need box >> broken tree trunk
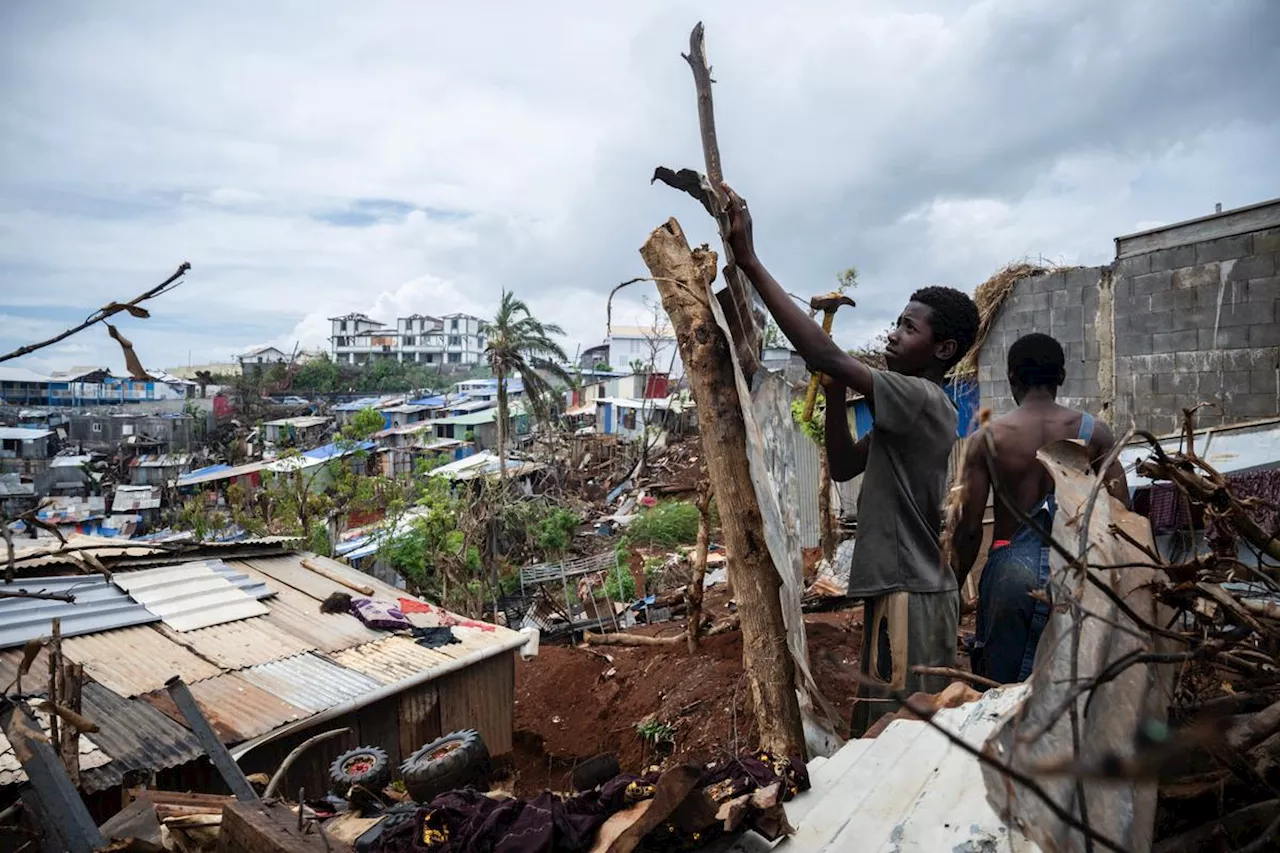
[58,662,84,787]
[686,483,713,653]
[640,217,804,757]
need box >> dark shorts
[971,497,1054,684]
[850,589,959,737]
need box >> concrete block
[1221,279,1250,306]
[1218,371,1251,395]
[1130,310,1171,335]
[1116,255,1151,278]
[1236,393,1279,418]
[1083,377,1102,397]
[1116,334,1154,357]
[1061,378,1086,399]
[1150,352,1176,373]
[1172,305,1216,333]
[1085,340,1101,361]
[1153,330,1200,352]
[1029,274,1060,295]
[1065,340,1086,362]
[1213,301,1256,328]
[1175,350,1218,373]
[1032,309,1051,330]
[1027,291,1052,312]
[1196,234,1252,264]
[1250,323,1280,347]
[1172,263,1220,291]
[1201,326,1250,349]
[1225,254,1276,281]
[1247,276,1280,304]
[1082,285,1100,313]
[1221,349,1268,371]
[1132,270,1173,296]
[1171,288,1205,313]
[1148,244,1198,273]
[1115,293,1151,318]
[1249,369,1278,394]
[1254,228,1280,255]
[1129,373,1155,396]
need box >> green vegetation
[636,718,675,744]
[627,501,701,548]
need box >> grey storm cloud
[0,0,1276,371]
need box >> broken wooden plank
[981,440,1176,853]
[218,801,349,853]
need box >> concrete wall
[68,414,201,454]
[976,202,1280,436]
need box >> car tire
[400,730,489,804]
[571,754,620,792]
[329,746,392,797]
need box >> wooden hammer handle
[801,311,838,421]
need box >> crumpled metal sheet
[981,440,1175,853]
[706,284,843,758]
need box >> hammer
[801,292,857,422]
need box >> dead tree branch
[0,262,191,364]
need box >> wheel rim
[429,741,464,761]
[342,754,378,776]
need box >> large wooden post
[640,218,805,757]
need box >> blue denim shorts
[971,496,1054,684]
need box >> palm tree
[482,291,573,480]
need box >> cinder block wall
[976,206,1279,436]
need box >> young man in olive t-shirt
[723,184,980,734]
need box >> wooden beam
[218,801,350,853]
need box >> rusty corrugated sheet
[238,653,382,713]
[226,562,383,652]
[141,672,310,744]
[792,428,822,549]
[437,651,514,756]
[397,682,441,759]
[157,616,314,670]
[329,636,455,684]
[78,681,205,794]
[62,624,222,698]
[236,553,408,603]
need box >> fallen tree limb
[640,217,803,756]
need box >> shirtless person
[953,333,1130,684]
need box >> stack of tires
[328,730,490,808]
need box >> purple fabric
[352,598,413,631]
[1207,469,1280,555]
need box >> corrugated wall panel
[792,428,822,549]
[398,682,442,760]
[437,652,514,756]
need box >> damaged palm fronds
[952,261,1053,379]
[968,407,1280,853]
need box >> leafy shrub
[628,501,700,548]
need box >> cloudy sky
[1,1,1277,374]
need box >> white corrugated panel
[721,685,1040,853]
[239,653,383,713]
[792,428,822,549]
[113,562,268,631]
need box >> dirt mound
[509,606,864,797]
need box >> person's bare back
[984,401,1120,541]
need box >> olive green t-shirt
[847,369,958,597]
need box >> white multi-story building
[604,325,683,378]
[328,312,486,366]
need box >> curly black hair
[910,286,980,368]
[1007,332,1065,390]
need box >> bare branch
[0,262,191,364]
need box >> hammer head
[810,292,857,313]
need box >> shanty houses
[0,537,525,822]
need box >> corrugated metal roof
[77,681,205,794]
[0,574,159,651]
[236,553,410,603]
[62,624,223,697]
[111,485,162,511]
[113,562,269,631]
[141,672,310,743]
[157,616,314,670]
[238,653,383,713]
[0,708,112,787]
[226,563,383,652]
[0,427,53,440]
[330,636,457,684]
[1122,416,1280,488]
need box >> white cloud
[0,0,1276,372]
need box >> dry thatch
[953,261,1053,378]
